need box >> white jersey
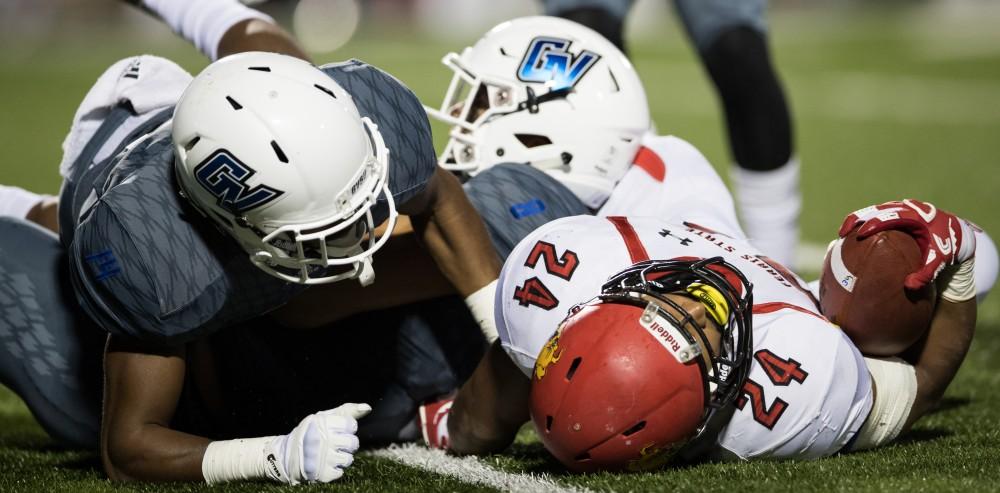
[496,139,874,460]
[599,134,745,241]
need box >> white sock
[0,185,43,220]
[731,158,801,268]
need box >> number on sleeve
[513,277,559,310]
[524,241,580,280]
[736,380,788,430]
[754,349,809,386]
[736,350,809,429]
[513,241,580,310]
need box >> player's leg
[674,0,800,267]
[0,217,104,448]
[541,0,635,53]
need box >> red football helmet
[530,257,753,472]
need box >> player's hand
[419,395,454,450]
[264,403,371,485]
[838,199,976,291]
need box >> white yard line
[368,443,595,493]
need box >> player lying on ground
[0,0,505,485]
[417,15,999,465]
[420,196,996,468]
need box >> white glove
[264,403,372,485]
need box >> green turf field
[1,4,999,492]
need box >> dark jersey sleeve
[68,129,302,344]
[463,164,590,260]
[320,60,437,224]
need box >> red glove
[418,396,454,450]
[839,199,976,291]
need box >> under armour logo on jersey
[517,37,601,90]
[194,149,284,213]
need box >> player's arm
[102,336,369,484]
[842,200,979,450]
[422,341,531,454]
[101,337,207,481]
[902,297,976,428]
[124,0,310,62]
[402,166,504,340]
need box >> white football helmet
[426,16,651,209]
[172,52,395,285]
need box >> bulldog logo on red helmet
[627,442,680,472]
[534,332,563,380]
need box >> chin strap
[356,258,375,286]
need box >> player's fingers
[904,270,934,291]
[855,216,920,239]
[318,464,346,483]
[855,219,889,238]
[328,433,360,453]
[326,450,354,468]
[317,413,358,434]
[837,215,861,237]
[328,402,373,420]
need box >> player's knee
[557,7,626,52]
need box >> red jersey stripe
[607,216,650,263]
[633,146,666,182]
[753,302,828,321]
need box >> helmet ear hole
[545,415,554,432]
[183,136,201,151]
[574,452,592,462]
[514,133,552,148]
[565,356,582,381]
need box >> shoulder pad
[464,163,590,259]
[320,60,436,216]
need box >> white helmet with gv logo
[172,52,396,285]
[426,16,650,209]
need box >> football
[819,228,936,356]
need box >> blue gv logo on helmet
[517,37,601,91]
[194,149,284,213]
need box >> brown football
[819,228,936,356]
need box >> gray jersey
[64,59,437,344]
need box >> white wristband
[465,279,499,342]
[0,185,44,220]
[201,436,278,485]
[939,257,976,303]
[852,356,917,451]
[139,0,275,60]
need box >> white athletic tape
[368,444,593,493]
